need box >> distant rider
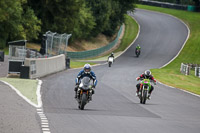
[108,52,115,61]
[136,70,156,99]
[135,44,141,54]
[74,63,97,98]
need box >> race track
[41,9,200,133]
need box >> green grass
[137,4,200,95]
[70,61,96,68]
[83,14,139,61]
[114,14,139,52]
[0,78,38,105]
[72,14,139,62]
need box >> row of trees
[0,0,137,49]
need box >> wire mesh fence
[45,31,72,56]
[67,25,123,59]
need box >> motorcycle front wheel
[80,93,87,110]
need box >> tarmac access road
[41,9,200,133]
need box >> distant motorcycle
[76,77,93,110]
[135,49,140,57]
[137,79,154,104]
[108,57,114,67]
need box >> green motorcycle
[138,79,151,104]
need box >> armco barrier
[140,0,187,10]
[180,63,190,75]
[67,25,123,59]
[24,54,65,79]
[195,67,200,78]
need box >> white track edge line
[136,8,190,69]
[115,14,141,59]
[68,13,140,71]
[158,81,200,97]
[36,79,43,108]
[0,80,38,107]
[137,9,200,98]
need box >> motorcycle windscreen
[82,77,91,89]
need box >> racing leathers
[136,73,156,96]
[74,70,97,98]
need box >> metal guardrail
[180,63,190,75]
[195,67,200,78]
[140,0,188,10]
[180,63,200,77]
[66,25,123,59]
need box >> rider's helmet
[144,70,151,77]
[84,64,91,74]
[137,44,140,47]
[111,52,114,56]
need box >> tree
[73,2,96,39]
[28,0,95,41]
[86,0,136,37]
[193,0,200,6]
[0,0,41,49]
[86,0,112,37]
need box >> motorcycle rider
[135,44,141,55]
[108,52,115,61]
[74,63,97,99]
[136,70,156,99]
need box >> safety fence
[45,32,72,56]
[195,67,200,78]
[140,0,197,11]
[180,63,200,77]
[66,25,123,59]
[180,63,190,75]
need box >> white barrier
[180,63,190,75]
[24,54,65,79]
[195,67,200,78]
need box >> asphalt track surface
[41,9,200,133]
[0,81,41,133]
[0,58,41,132]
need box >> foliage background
[0,0,137,49]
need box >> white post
[186,65,188,75]
[195,67,197,76]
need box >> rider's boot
[135,86,140,97]
[135,91,139,97]
[147,93,151,100]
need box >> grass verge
[70,61,96,68]
[81,14,139,61]
[137,4,200,95]
[0,78,38,105]
[114,14,139,52]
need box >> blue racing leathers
[75,70,97,87]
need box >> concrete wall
[24,54,65,79]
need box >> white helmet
[84,64,91,74]
[144,70,151,76]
